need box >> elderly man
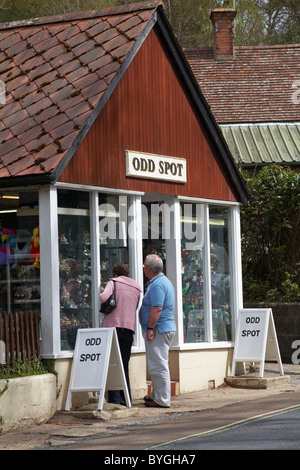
[139,254,176,408]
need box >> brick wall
[210,9,236,60]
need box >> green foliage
[0,357,49,379]
[241,165,300,302]
[0,0,299,47]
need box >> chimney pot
[210,9,236,61]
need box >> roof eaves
[0,173,54,188]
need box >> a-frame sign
[65,327,130,411]
[232,308,284,377]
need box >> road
[51,390,300,452]
[150,403,300,450]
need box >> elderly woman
[100,263,142,405]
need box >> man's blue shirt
[139,273,176,333]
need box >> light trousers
[143,330,175,407]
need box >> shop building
[0,2,251,408]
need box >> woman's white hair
[145,254,163,273]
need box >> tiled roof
[185,45,300,124]
[0,1,160,181]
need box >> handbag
[100,280,117,314]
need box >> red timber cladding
[59,27,239,202]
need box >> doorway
[141,194,172,276]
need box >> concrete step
[225,374,291,389]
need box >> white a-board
[65,328,131,411]
[232,308,283,377]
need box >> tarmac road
[150,400,300,450]
[47,390,300,451]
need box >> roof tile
[34,105,60,125]
[8,154,36,176]
[39,152,65,173]
[49,121,76,140]
[43,112,69,133]
[10,117,36,136]
[0,137,21,157]
[86,19,111,37]
[0,166,11,178]
[26,97,52,117]
[0,145,27,166]
[3,108,29,127]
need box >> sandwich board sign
[232,308,283,377]
[65,328,130,411]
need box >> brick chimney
[210,9,236,61]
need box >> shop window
[99,194,129,288]
[0,191,40,316]
[142,199,166,276]
[58,190,92,350]
[181,202,206,343]
[209,206,232,341]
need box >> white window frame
[176,196,243,350]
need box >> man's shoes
[143,395,153,402]
[144,400,169,408]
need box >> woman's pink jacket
[100,276,142,333]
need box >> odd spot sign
[80,336,102,362]
[126,150,187,183]
[242,316,261,337]
[234,310,270,362]
[232,308,283,377]
[69,329,111,392]
[66,328,130,411]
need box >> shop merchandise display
[0,226,40,315]
[182,249,231,342]
[59,230,92,350]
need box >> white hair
[145,254,163,273]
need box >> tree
[0,0,299,46]
[241,165,300,302]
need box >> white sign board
[65,328,130,411]
[232,308,283,377]
[126,150,187,183]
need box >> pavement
[0,362,299,450]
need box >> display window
[181,202,206,343]
[180,202,233,344]
[98,194,129,287]
[209,206,232,341]
[0,190,40,315]
[58,190,92,350]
